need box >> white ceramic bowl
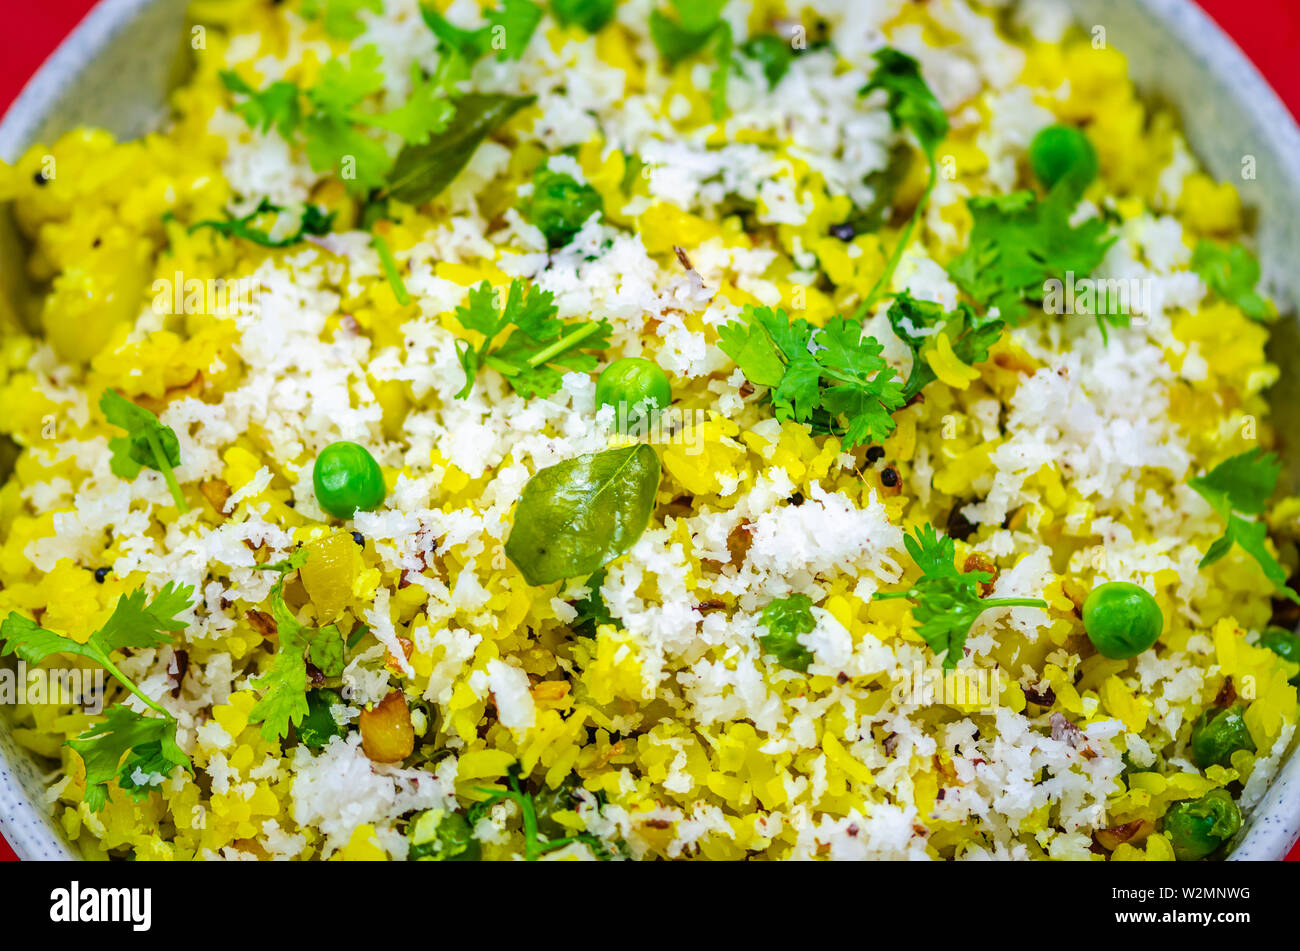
[2,0,1300,860]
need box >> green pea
[408,810,481,862]
[1189,705,1254,769]
[1082,581,1163,659]
[522,167,604,249]
[313,441,386,520]
[1258,626,1300,685]
[595,357,672,424]
[1161,789,1241,861]
[1029,124,1099,192]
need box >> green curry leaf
[505,445,661,585]
[385,93,535,204]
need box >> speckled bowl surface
[2,0,1300,860]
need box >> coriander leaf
[358,63,456,146]
[452,279,610,400]
[521,165,604,248]
[886,292,1004,401]
[1,583,193,690]
[649,0,726,63]
[813,314,906,448]
[861,47,948,155]
[490,0,544,60]
[946,186,1115,328]
[302,0,383,40]
[717,318,785,388]
[299,688,346,749]
[420,0,543,63]
[108,437,143,480]
[902,522,958,578]
[717,305,903,450]
[115,737,191,798]
[1189,447,1280,519]
[1,586,196,811]
[385,93,535,205]
[310,44,386,114]
[302,111,394,191]
[296,46,397,191]
[741,307,822,422]
[307,625,346,678]
[0,613,77,666]
[219,71,301,136]
[190,198,334,248]
[571,569,620,637]
[68,705,191,812]
[858,48,949,309]
[101,389,188,512]
[93,583,193,655]
[740,34,798,88]
[248,561,313,742]
[758,594,815,671]
[421,4,494,61]
[1191,240,1274,322]
[551,0,617,33]
[648,0,732,116]
[254,548,310,575]
[877,523,1046,669]
[1227,517,1295,595]
[223,44,459,196]
[505,444,661,586]
[1189,449,1298,602]
[455,281,513,338]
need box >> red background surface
[0,0,1298,863]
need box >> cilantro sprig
[221,45,455,195]
[1191,241,1275,323]
[190,198,334,248]
[1189,448,1298,602]
[101,389,188,512]
[946,181,1115,329]
[469,767,612,860]
[718,305,904,449]
[0,583,196,810]
[247,551,348,742]
[452,280,611,401]
[858,48,949,308]
[886,292,1005,402]
[220,72,300,136]
[877,524,1046,670]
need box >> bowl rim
[2,0,1300,861]
[0,0,166,163]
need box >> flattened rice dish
[2,0,1299,861]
